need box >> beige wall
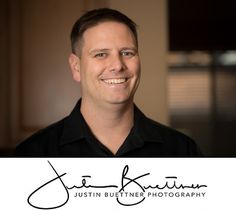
[21,0,84,127]
[0,0,168,149]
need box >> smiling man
[15,8,202,156]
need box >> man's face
[71,21,141,107]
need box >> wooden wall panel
[8,0,109,145]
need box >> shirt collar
[60,99,92,145]
[132,104,163,143]
[60,99,163,146]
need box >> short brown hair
[70,8,138,54]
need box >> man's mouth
[102,78,128,84]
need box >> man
[15,8,202,156]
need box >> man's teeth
[103,78,127,84]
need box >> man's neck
[80,98,134,154]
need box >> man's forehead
[77,21,138,55]
[82,22,136,43]
[84,21,132,34]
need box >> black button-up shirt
[15,100,202,157]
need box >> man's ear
[69,53,81,82]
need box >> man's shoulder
[135,105,191,143]
[28,117,66,141]
[144,116,191,141]
[15,118,66,156]
[140,115,202,156]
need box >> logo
[27,161,207,209]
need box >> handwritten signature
[27,161,207,209]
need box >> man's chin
[105,97,133,106]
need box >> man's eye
[95,53,107,58]
[121,51,135,57]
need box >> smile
[102,78,127,84]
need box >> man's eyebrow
[120,47,137,52]
[89,47,138,55]
[89,48,110,54]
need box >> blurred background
[1,0,236,156]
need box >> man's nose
[109,54,125,72]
